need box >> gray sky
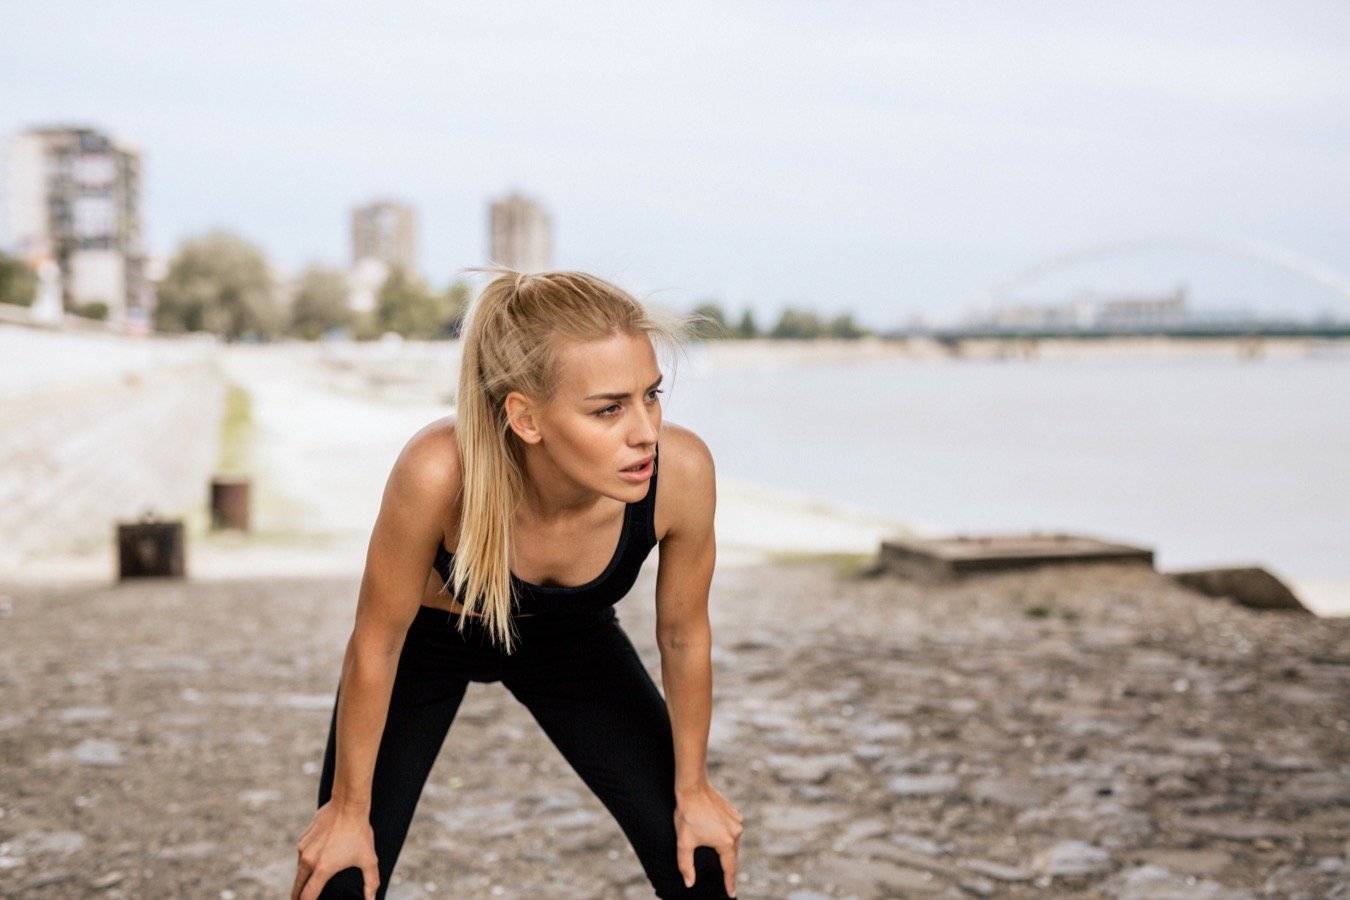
[3,0,1348,327]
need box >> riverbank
[4,333,1345,616]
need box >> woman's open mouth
[619,457,655,480]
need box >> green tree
[770,307,822,340]
[826,312,867,339]
[288,265,354,340]
[373,266,451,339]
[0,252,37,307]
[735,308,759,339]
[689,300,729,340]
[155,232,280,340]
[73,301,110,321]
[443,279,472,337]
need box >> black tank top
[432,446,660,616]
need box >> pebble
[1033,840,1115,877]
[71,739,125,767]
[5,830,88,856]
[1101,863,1256,899]
[887,773,960,798]
[764,753,856,784]
[962,858,1032,882]
[968,776,1052,808]
[56,706,114,723]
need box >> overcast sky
[3,1,1348,327]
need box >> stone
[760,835,809,858]
[1132,847,1233,877]
[811,857,948,895]
[960,858,1033,882]
[1169,816,1298,841]
[239,788,281,809]
[1033,840,1114,878]
[1169,567,1310,613]
[969,776,1052,808]
[56,706,113,723]
[853,839,963,879]
[156,841,219,860]
[764,753,857,784]
[1101,863,1257,899]
[758,803,851,833]
[5,831,87,856]
[887,774,959,798]
[88,870,126,888]
[830,818,889,850]
[71,739,124,767]
[1281,771,1350,808]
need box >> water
[663,348,1350,582]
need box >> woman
[291,270,742,899]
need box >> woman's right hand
[292,800,381,900]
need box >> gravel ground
[1,559,1348,899]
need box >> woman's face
[527,330,663,503]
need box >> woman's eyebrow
[585,374,663,401]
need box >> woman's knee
[314,866,374,899]
[650,846,731,899]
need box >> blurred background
[1,0,1347,611]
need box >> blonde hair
[448,268,686,652]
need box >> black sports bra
[432,446,660,616]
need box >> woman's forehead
[554,332,660,390]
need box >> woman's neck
[518,446,606,524]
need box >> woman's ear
[504,390,544,445]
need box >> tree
[288,265,354,340]
[689,300,729,340]
[0,252,37,307]
[373,266,451,339]
[443,279,472,337]
[73,301,110,321]
[826,312,867,339]
[155,232,280,340]
[735,309,759,339]
[770,307,822,340]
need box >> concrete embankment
[0,326,225,577]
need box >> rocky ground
[1,559,1347,899]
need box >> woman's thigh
[503,619,730,899]
[314,610,480,899]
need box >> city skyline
[1,1,1348,327]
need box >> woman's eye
[596,404,621,417]
[646,389,664,402]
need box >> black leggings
[315,604,731,899]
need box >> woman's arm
[653,426,742,897]
[293,423,459,900]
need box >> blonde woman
[292,270,742,899]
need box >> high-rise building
[3,126,145,319]
[489,192,552,273]
[351,200,417,273]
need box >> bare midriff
[421,569,538,618]
[421,566,471,615]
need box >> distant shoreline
[690,334,1350,367]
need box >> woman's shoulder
[654,421,715,541]
[657,421,714,483]
[386,415,463,509]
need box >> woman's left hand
[674,782,743,897]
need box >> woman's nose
[631,404,660,445]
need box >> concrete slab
[880,532,1154,581]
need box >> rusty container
[210,476,251,531]
[117,511,186,579]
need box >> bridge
[904,236,1350,340]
